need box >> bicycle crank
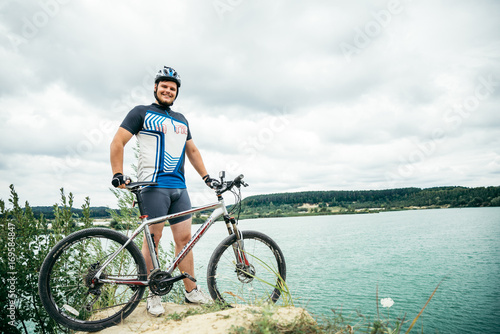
[149,270,197,296]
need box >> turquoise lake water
[160,207,500,333]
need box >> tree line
[25,186,500,220]
[240,186,500,217]
[27,206,115,220]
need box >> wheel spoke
[207,231,286,306]
[39,228,147,332]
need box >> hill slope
[27,186,500,220]
[240,186,500,218]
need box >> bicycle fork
[225,216,251,270]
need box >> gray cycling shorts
[141,188,192,225]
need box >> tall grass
[242,249,292,307]
[311,278,445,334]
[226,275,445,333]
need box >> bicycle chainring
[149,270,173,296]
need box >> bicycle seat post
[133,189,146,216]
[125,182,158,216]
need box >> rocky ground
[77,302,314,334]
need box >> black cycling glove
[111,173,130,187]
[202,174,218,189]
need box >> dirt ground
[77,302,313,334]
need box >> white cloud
[1,0,499,208]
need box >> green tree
[0,186,92,333]
[468,197,484,207]
[107,187,140,230]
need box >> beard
[154,89,174,107]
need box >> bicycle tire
[207,230,286,306]
[38,228,147,332]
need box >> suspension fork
[224,215,250,267]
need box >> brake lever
[211,180,222,189]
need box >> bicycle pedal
[182,271,197,283]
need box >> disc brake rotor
[236,263,256,283]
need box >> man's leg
[142,221,166,316]
[142,221,166,275]
[170,218,197,292]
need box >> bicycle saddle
[126,182,158,192]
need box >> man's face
[155,81,178,106]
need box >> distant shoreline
[235,204,475,221]
[19,185,500,223]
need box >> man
[110,66,215,316]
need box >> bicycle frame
[94,197,233,286]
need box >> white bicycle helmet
[155,66,181,87]
[154,66,181,104]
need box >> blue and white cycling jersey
[120,103,192,188]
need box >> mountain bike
[38,172,286,332]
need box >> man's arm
[185,139,209,179]
[110,127,134,188]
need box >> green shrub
[0,185,92,334]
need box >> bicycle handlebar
[233,174,247,187]
[125,172,247,195]
[214,173,248,195]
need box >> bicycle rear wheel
[207,230,286,306]
[38,228,147,332]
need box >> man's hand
[202,174,218,189]
[112,173,131,188]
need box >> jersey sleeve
[186,120,192,141]
[120,106,145,135]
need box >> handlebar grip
[233,174,248,188]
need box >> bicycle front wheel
[207,230,286,306]
[38,228,147,332]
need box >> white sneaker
[184,286,212,304]
[147,295,165,316]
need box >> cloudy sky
[1,0,499,208]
